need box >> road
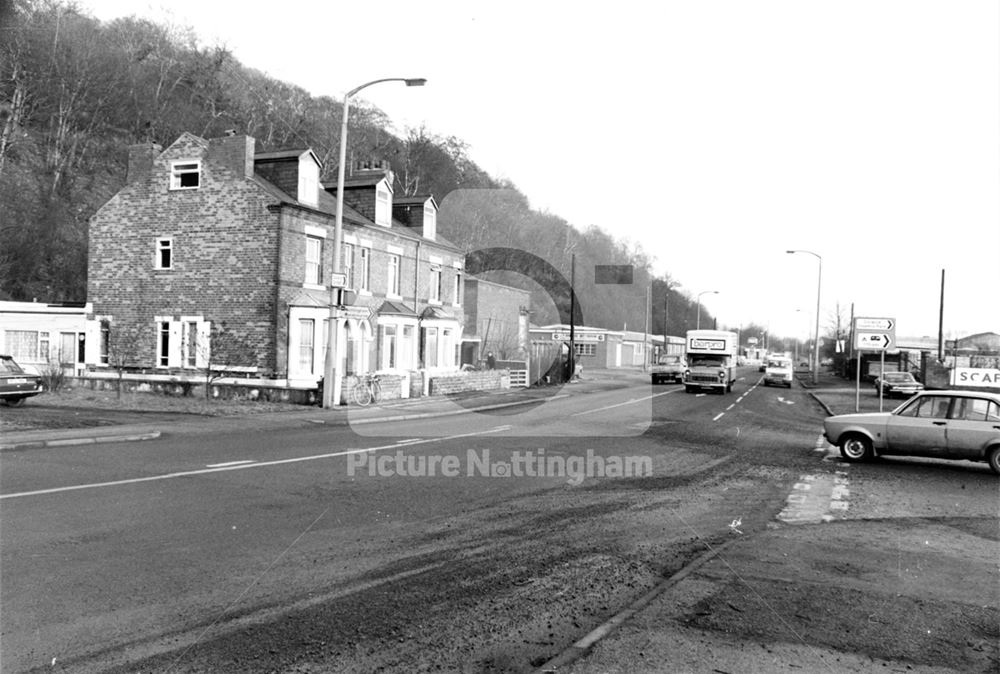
[1,368,996,673]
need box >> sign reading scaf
[952,368,1000,387]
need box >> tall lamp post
[323,77,426,408]
[787,249,822,386]
[695,290,719,330]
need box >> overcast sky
[81,0,999,342]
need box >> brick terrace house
[86,131,465,401]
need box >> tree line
[1,0,718,338]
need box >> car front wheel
[840,434,873,462]
[987,446,1000,476]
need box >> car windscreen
[0,358,25,375]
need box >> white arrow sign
[856,317,894,331]
[857,332,892,350]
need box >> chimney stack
[126,143,162,185]
[208,133,255,179]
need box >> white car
[762,357,793,388]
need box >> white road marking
[712,412,725,421]
[570,390,677,416]
[1,426,513,500]
[726,404,735,410]
[777,471,851,524]
[205,460,256,468]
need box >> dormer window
[297,155,319,207]
[170,161,201,190]
[423,203,437,240]
[375,183,391,226]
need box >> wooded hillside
[0,0,727,336]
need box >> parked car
[651,354,686,385]
[762,356,793,388]
[873,371,924,398]
[0,355,44,406]
[823,390,1000,474]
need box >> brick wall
[88,133,280,373]
[428,369,509,395]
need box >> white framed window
[400,325,415,370]
[381,324,397,369]
[453,272,462,305]
[429,267,442,303]
[155,317,209,369]
[158,321,171,367]
[169,161,201,190]
[575,343,596,357]
[39,331,50,362]
[443,328,454,367]
[299,319,315,373]
[359,247,371,291]
[99,321,110,365]
[375,184,391,226]
[342,243,354,289]
[387,254,400,297]
[423,327,438,367]
[297,157,319,207]
[4,330,38,361]
[182,320,199,368]
[305,236,322,285]
[423,203,437,239]
[155,237,173,269]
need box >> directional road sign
[854,316,896,351]
[856,332,892,351]
[856,318,894,331]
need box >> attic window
[170,161,201,190]
[375,184,391,226]
[423,203,437,240]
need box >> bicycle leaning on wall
[350,373,383,406]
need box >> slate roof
[378,300,419,317]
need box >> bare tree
[104,320,150,399]
[196,324,257,400]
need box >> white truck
[683,329,738,393]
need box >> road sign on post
[854,316,897,413]
[854,316,896,351]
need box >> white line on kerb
[205,460,256,468]
[1,426,511,500]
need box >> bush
[41,361,68,392]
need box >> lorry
[683,329,738,393]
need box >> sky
[81,0,1000,342]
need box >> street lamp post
[695,290,719,330]
[323,77,426,408]
[787,250,822,386]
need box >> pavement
[3,369,997,673]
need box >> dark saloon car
[823,390,1000,474]
[873,371,924,398]
[0,355,44,406]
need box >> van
[763,356,793,388]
